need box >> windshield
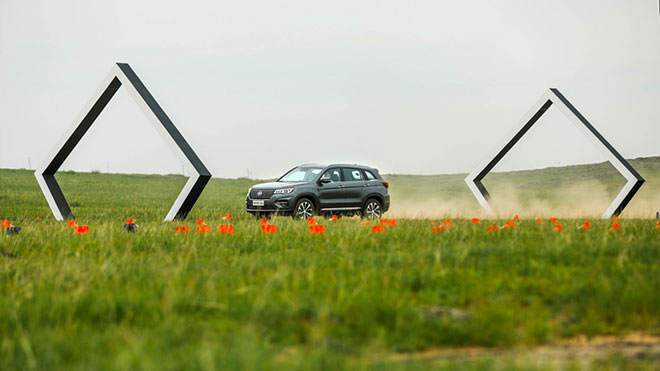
[278,167,323,182]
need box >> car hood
[251,181,307,189]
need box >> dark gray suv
[246,164,390,219]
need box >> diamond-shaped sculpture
[465,88,644,218]
[35,63,211,221]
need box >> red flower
[175,226,190,234]
[223,214,231,221]
[219,225,234,235]
[372,225,386,234]
[67,220,76,227]
[1,220,11,228]
[309,225,325,235]
[126,219,134,224]
[307,217,316,225]
[579,221,591,229]
[74,225,89,234]
[197,225,211,234]
[552,223,562,232]
[196,218,204,225]
[432,226,445,233]
[261,224,277,234]
[487,226,499,232]
[609,223,620,232]
[471,218,480,224]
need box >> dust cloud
[386,180,660,219]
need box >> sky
[1,0,659,179]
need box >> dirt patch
[385,332,660,367]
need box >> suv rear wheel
[293,198,315,220]
[362,199,382,219]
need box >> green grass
[1,160,660,370]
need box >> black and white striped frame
[465,88,644,218]
[34,63,211,221]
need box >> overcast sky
[1,0,659,179]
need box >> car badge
[257,191,263,197]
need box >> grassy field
[1,160,660,370]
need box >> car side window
[321,168,342,182]
[364,170,376,180]
[342,168,364,181]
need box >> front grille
[250,189,274,199]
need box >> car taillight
[382,181,389,188]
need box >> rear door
[341,168,369,208]
[317,168,345,210]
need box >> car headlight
[273,188,294,194]
[246,188,252,197]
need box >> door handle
[338,185,344,188]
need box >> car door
[341,168,369,208]
[317,168,345,211]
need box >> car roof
[297,163,377,171]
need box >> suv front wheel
[293,198,315,220]
[362,199,382,219]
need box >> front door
[317,168,345,211]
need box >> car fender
[364,193,385,206]
[294,192,320,209]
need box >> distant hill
[1,157,659,221]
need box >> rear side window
[364,170,376,180]
[342,168,364,181]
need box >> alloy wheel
[296,200,314,220]
[365,201,381,219]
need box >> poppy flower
[261,224,277,234]
[432,226,445,233]
[612,217,621,223]
[549,217,558,224]
[380,219,397,226]
[223,214,231,221]
[442,219,451,226]
[501,220,515,229]
[536,219,544,224]
[197,225,211,234]
[260,218,268,225]
[579,221,591,229]
[307,218,316,225]
[609,223,620,232]
[331,215,338,221]
[471,218,480,224]
[196,219,204,225]
[360,221,371,226]
[309,225,325,235]
[487,226,499,232]
[74,225,89,234]
[552,223,562,232]
[512,214,519,220]
[1,220,11,228]
[372,225,386,234]
[67,220,76,227]
[175,226,190,234]
[219,225,234,235]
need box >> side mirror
[319,178,332,184]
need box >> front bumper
[246,195,294,214]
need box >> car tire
[362,199,382,220]
[293,198,315,220]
